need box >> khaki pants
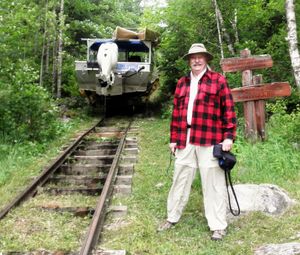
[167,143,228,231]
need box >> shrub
[0,61,59,143]
[267,102,300,144]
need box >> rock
[290,232,300,240]
[94,249,126,255]
[155,182,164,188]
[292,143,300,150]
[254,242,300,255]
[227,184,296,217]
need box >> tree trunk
[212,0,224,58]
[232,8,239,44]
[45,30,50,74]
[285,0,300,89]
[56,0,64,98]
[39,0,49,87]
[212,0,235,56]
[52,27,57,97]
[39,37,45,86]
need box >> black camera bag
[213,144,240,216]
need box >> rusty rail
[79,120,132,255]
[0,119,104,220]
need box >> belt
[187,124,191,128]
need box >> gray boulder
[227,184,296,216]
[254,242,300,255]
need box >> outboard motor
[97,42,118,87]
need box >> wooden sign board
[221,55,273,72]
[220,49,291,142]
[231,82,291,102]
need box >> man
[158,43,237,241]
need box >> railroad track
[0,118,138,254]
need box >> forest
[0,0,299,144]
[1,0,300,153]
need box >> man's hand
[222,139,233,151]
[169,143,177,155]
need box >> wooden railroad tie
[220,49,291,142]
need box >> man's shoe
[211,229,227,241]
[157,220,176,232]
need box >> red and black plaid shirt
[170,69,237,149]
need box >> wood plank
[231,82,291,102]
[255,100,266,140]
[220,55,273,72]
[244,101,257,141]
[253,75,266,141]
[241,66,257,142]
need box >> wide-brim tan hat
[183,43,213,61]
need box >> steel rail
[79,120,132,255]
[0,119,104,220]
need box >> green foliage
[1,0,300,139]
[140,0,300,118]
[160,98,173,119]
[0,60,58,142]
[154,0,218,92]
[65,0,142,57]
[61,54,79,97]
[235,0,286,49]
[0,1,41,63]
[267,103,300,144]
[0,0,143,143]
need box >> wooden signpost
[220,49,291,142]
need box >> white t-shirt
[187,68,207,125]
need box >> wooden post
[240,49,257,142]
[253,74,266,141]
[220,49,291,142]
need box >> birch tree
[212,0,224,58]
[286,0,300,89]
[231,8,239,44]
[39,0,49,87]
[212,0,235,56]
[52,26,57,96]
[56,0,64,98]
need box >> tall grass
[100,112,300,255]
[233,111,300,196]
[0,111,299,253]
[0,116,98,211]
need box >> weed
[100,115,300,255]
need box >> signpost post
[220,49,291,142]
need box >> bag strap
[224,170,241,216]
